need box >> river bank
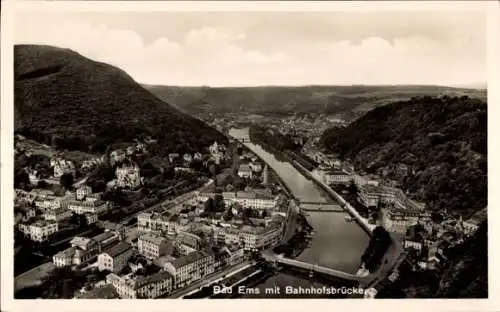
[228,128,370,297]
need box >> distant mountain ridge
[14,44,227,155]
[145,84,487,116]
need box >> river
[229,128,370,297]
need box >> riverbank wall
[291,160,375,236]
[243,136,374,235]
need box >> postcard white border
[1,1,499,312]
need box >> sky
[14,10,487,87]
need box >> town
[13,115,485,299]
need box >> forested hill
[319,96,487,216]
[14,44,227,155]
[435,220,488,298]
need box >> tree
[36,180,50,189]
[60,173,74,190]
[14,170,30,189]
[347,181,358,194]
[223,207,234,221]
[204,197,215,213]
[214,193,225,212]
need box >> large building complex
[197,191,278,210]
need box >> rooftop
[70,236,92,248]
[135,271,173,287]
[102,242,132,258]
[139,233,168,245]
[31,220,57,227]
[324,169,349,175]
[168,251,208,269]
[92,232,117,244]
[54,246,76,258]
[177,232,201,248]
[68,199,107,207]
[238,164,252,172]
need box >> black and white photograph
[1,0,496,309]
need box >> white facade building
[21,221,59,242]
[68,199,109,215]
[116,163,141,188]
[76,186,92,200]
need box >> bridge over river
[261,251,368,284]
[299,202,344,212]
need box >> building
[68,199,109,215]
[110,149,126,165]
[137,212,189,235]
[209,142,220,155]
[85,213,99,225]
[76,186,92,200]
[107,271,173,299]
[81,156,106,171]
[224,245,246,265]
[53,236,100,267]
[403,225,426,251]
[27,169,40,185]
[215,223,282,251]
[262,165,270,185]
[138,234,174,260]
[14,206,37,224]
[116,162,142,189]
[97,221,126,239]
[14,189,38,205]
[174,167,194,174]
[164,250,215,289]
[358,184,425,212]
[86,193,102,202]
[175,232,202,255]
[43,208,73,222]
[197,191,278,210]
[239,223,282,250]
[22,220,59,242]
[352,174,379,187]
[97,242,134,273]
[381,207,431,234]
[34,195,64,210]
[93,231,121,252]
[462,217,482,235]
[183,153,193,164]
[237,164,253,178]
[168,153,180,164]
[319,169,352,185]
[250,162,262,172]
[50,157,75,178]
[193,152,203,160]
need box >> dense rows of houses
[213,222,283,251]
[16,184,112,243]
[137,212,192,235]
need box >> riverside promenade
[295,161,376,234]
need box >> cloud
[13,11,486,86]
